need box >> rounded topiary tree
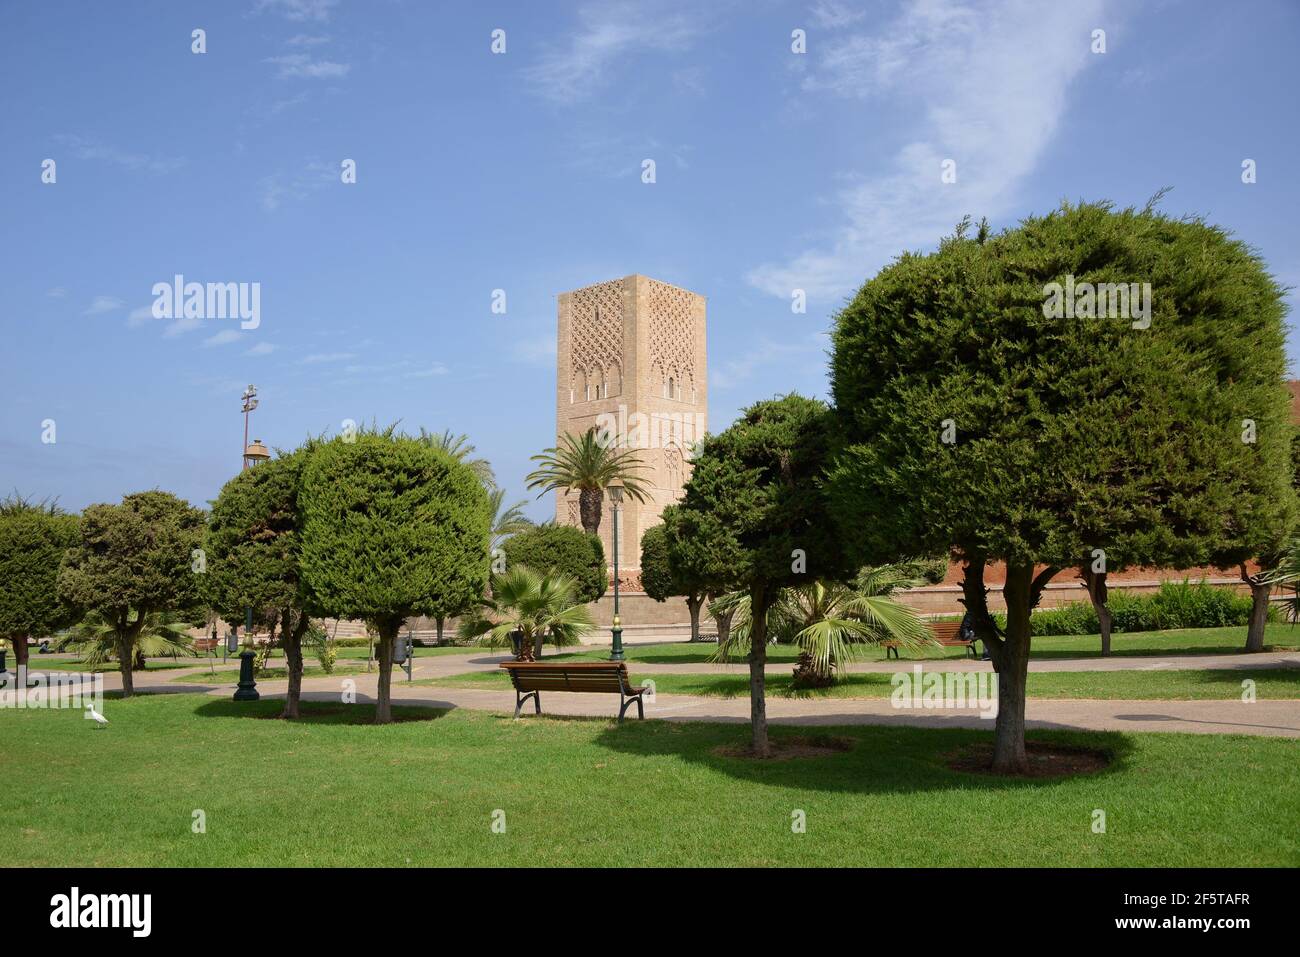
[499,524,607,604]
[299,430,491,723]
[207,447,317,718]
[58,491,207,697]
[0,496,79,672]
[644,507,734,641]
[829,201,1293,772]
[673,394,846,756]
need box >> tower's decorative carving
[555,275,707,577]
[568,280,624,400]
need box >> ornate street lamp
[233,607,259,702]
[243,438,270,469]
[240,385,260,470]
[607,479,625,661]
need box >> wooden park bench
[499,661,648,722]
[883,621,978,660]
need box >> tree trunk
[1241,565,1270,653]
[118,635,135,698]
[1081,567,1112,656]
[374,625,396,724]
[281,611,307,719]
[10,634,29,671]
[715,606,734,646]
[991,564,1034,774]
[533,629,545,660]
[436,616,445,645]
[133,647,147,671]
[748,583,769,757]
[578,486,603,535]
[686,594,702,641]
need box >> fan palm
[1264,538,1300,622]
[418,428,496,487]
[58,610,197,670]
[712,566,932,685]
[525,429,650,535]
[458,565,594,660]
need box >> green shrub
[1024,580,1266,636]
[306,625,337,674]
[1149,579,1245,629]
[500,525,607,604]
[334,636,371,648]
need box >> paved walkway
[28,651,1298,739]
[22,649,1300,678]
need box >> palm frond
[525,429,652,502]
[418,427,497,487]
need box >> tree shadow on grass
[591,719,1137,796]
[191,698,450,725]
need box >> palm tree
[712,565,931,686]
[785,567,931,686]
[458,565,594,660]
[488,486,533,549]
[58,610,197,670]
[1264,537,1300,624]
[418,428,496,487]
[525,429,650,535]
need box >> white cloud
[203,329,243,347]
[127,306,155,328]
[523,3,707,104]
[55,135,183,174]
[47,287,66,299]
[710,334,826,390]
[286,33,331,46]
[403,363,449,378]
[245,342,277,356]
[298,352,355,364]
[163,317,202,337]
[260,159,336,211]
[510,335,558,366]
[809,0,868,29]
[82,295,124,316]
[749,0,1110,302]
[266,53,350,79]
[255,0,338,22]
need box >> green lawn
[170,662,370,684]
[18,658,198,673]
[1,693,1294,867]
[557,624,1300,664]
[421,667,1300,700]
[261,645,480,661]
[552,642,802,665]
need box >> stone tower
[555,275,707,585]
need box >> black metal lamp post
[233,607,259,702]
[608,480,625,661]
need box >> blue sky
[3,0,1298,521]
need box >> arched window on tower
[664,444,683,493]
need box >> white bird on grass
[86,707,108,728]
